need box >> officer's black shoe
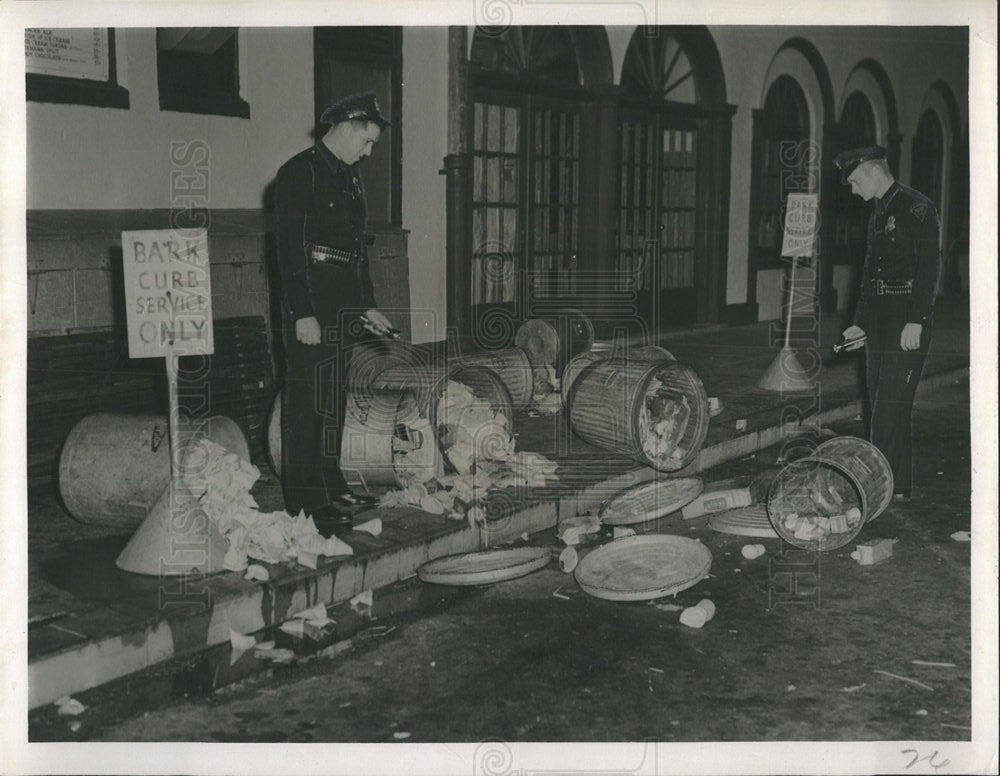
[312,504,354,537]
[330,492,377,509]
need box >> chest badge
[885,215,896,233]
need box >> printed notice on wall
[121,229,214,359]
[781,193,820,258]
[25,28,109,81]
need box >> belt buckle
[875,279,886,295]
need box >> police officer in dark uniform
[834,145,942,502]
[274,91,394,533]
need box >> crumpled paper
[183,438,354,572]
[637,377,691,466]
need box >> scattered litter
[558,546,578,574]
[949,531,971,542]
[741,543,766,560]
[735,419,747,431]
[679,599,716,629]
[353,517,383,536]
[67,720,82,732]
[296,551,318,570]
[437,380,514,473]
[851,538,898,565]
[786,684,796,692]
[708,397,723,417]
[940,723,971,731]
[552,587,571,601]
[317,641,353,660]
[229,628,256,652]
[915,709,929,716]
[429,661,436,667]
[637,375,693,468]
[244,564,269,582]
[350,590,374,613]
[520,532,530,541]
[254,647,296,663]
[558,514,601,545]
[393,731,411,740]
[732,568,742,573]
[279,619,307,637]
[613,527,636,539]
[180,438,354,572]
[648,667,664,674]
[291,603,327,621]
[652,601,684,612]
[54,696,86,716]
[840,682,867,693]
[874,669,934,691]
[910,660,957,668]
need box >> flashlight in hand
[360,314,401,340]
[833,334,867,354]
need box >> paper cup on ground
[559,546,578,573]
[680,598,715,628]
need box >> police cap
[832,145,888,184]
[320,91,391,129]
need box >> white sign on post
[121,229,214,358]
[781,193,820,258]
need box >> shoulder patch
[909,202,929,222]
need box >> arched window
[911,108,944,212]
[750,75,811,267]
[621,33,698,103]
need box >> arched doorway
[911,108,945,213]
[465,26,612,348]
[615,26,734,331]
[833,90,878,265]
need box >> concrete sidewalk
[26,295,969,710]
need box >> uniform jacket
[274,141,377,326]
[853,181,941,329]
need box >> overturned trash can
[513,309,594,375]
[59,413,249,530]
[767,436,894,551]
[566,355,709,472]
[456,346,535,410]
[561,344,675,409]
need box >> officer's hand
[900,323,922,351]
[296,316,322,345]
[364,309,393,333]
[841,325,866,351]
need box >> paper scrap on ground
[351,590,374,611]
[182,438,354,572]
[679,599,716,628]
[950,530,970,542]
[54,696,86,716]
[840,682,867,693]
[741,543,766,560]
[354,517,383,536]
[244,564,269,582]
[229,628,256,652]
[292,602,327,621]
[254,647,295,663]
[558,546,578,573]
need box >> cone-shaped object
[757,346,816,392]
[116,481,228,576]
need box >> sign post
[757,193,820,392]
[120,228,214,484]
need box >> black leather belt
[307,243,357,265]
[871,279,913,296]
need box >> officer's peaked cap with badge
[320,91,391,129]
[832,145,888,184]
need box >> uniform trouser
[864,296,932,496]
[280,321,354,517]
